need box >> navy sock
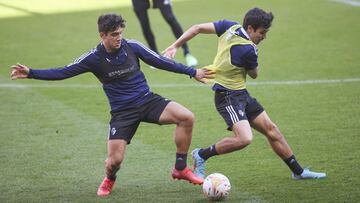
[175,153,187,170]
[284,155,304,175]
[198,144,218,160]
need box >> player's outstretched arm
[163,23,216,58]
[194,68,215,84]
[247,67,259,79]
[10,63,30,80]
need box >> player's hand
[194,68,215,83]
[10,63,30,80]
[162,45,178,59]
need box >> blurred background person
[132,0,198,67]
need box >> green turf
[1,0,360,202]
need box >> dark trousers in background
[132,0,189,56]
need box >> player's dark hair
[243,8,274,31]
[98,13,126,33]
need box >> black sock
[107,175,116,181]
[183,48,190,56]
[175,153,187,170]
[198,144,218,160]
[284,155,304,175]
[107,166,120,181]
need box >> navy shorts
[132,0,172,11]
[108,93,171,143]
[215,89,264,130]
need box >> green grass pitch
[0,0,359,202]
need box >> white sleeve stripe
[127,39,172,63]
[251,44,258,55]
[74,53,91,63]
[72,48,95,65]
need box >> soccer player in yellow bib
[164,7,326,180]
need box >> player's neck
[103,43,120,54]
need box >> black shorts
[132,0,172,11]
[215,89,264,130]
[108,92,171,143]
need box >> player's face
[101,27,124,52]
[247,26,269,45]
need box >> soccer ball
[202,173,231,201]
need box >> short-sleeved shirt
[212,20,258,91]
[213,20,258,70]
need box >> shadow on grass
[0,2,42,15]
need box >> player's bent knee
[234,135,252,148]
[185,111,195,123]
[177,110,195,125]
[266,124,283,141]
[241,137,253,146]
[106,156,123,168]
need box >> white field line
[332,0,360,6]
[1,78,360,89]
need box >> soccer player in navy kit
[132,0,198,67]
[10,14,213,196]
[164,8,326,180]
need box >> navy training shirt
[28,39,196,111]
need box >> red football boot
[97,177,115,196]
[172,167,204,185]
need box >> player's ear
[247,25,255,34]
[99,32,106,38]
